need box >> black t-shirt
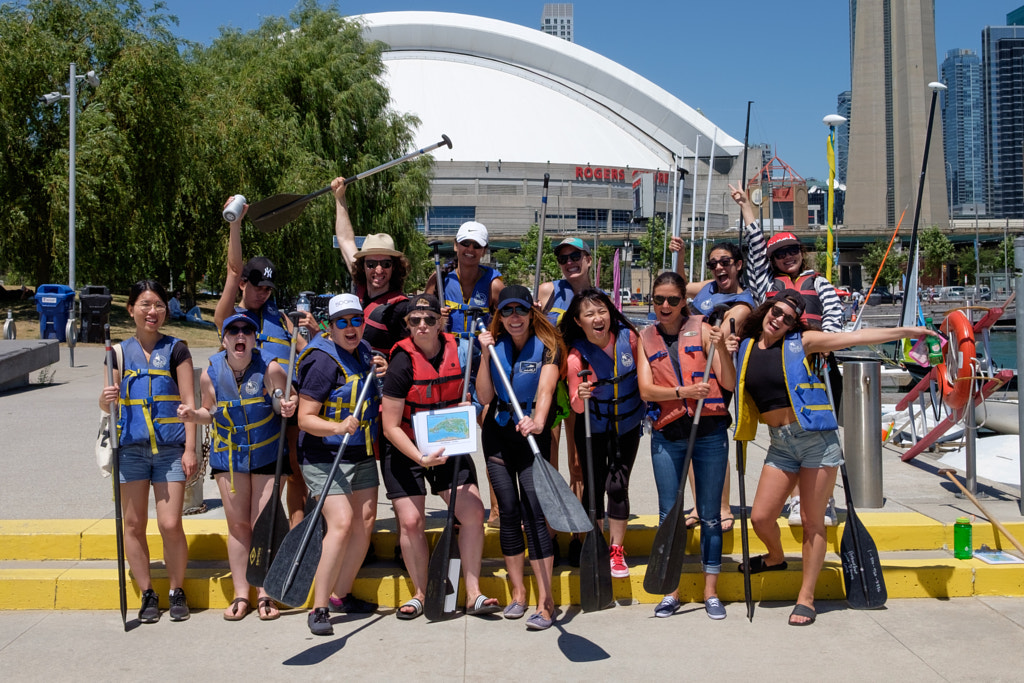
[745,338,790,414]
[296,345,372,463]
[382,343,448,400]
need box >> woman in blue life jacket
[215,199,320,528]
[637,272,735,620]
[97,280,197,624]
[176,313,297,622]
[380,294,501,621]
[727,290,935,625]
[476,286,566,630]
[561,289,644,580]
[294,294,387,636]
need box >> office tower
[836,90,852,185]
[982,25,1024,218]
[846,0,947,229]
[1008,5,1024,25]
[541,4,573,42]
[940,49,985,217]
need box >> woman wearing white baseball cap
[427,221,504,343]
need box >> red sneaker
[610,544,629,578]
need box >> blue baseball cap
[222,311,258,335]
[554,237,591,255]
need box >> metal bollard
[842,361,884,508]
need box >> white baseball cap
[456,221,489,247]
[328,293,363,321]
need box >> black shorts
[381,439,478,500]
[211,458,290,478]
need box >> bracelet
[675,386,681,399]
[420,454,427,466]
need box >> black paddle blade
[533,457,592,534]
[264,514,325,607]
[248,193,315,233]
[579,525,614,612]
[425,526,461,621]
[246,499,289,587]
[841,510,887,609]
[644,503,688,595]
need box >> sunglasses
[706,257,735,269]
[225,324,255,336]
[364,259,393,270]
[499,305,530,318]
[772,245,801,259]
[333,316,363,329]
[556,250,584,265]
[770,306,798,327]
[652,295,683,307]
[408,315,439,327]
[459,240,484,250]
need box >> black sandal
[738,554,787,574]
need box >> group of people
[98,179,936,634]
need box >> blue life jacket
[443,265,500,340]
[544,279,575,326]
[117,335,186,452]
[297,333,379,455]
[734,332,838,440]
[207,350,280,480]
[491,334,546,426]
[692,283,755,321]
[572,326,644,433]
[244,299,292,367]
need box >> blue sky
[164,1,1018,179]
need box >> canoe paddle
[264,372,377,607]
[246,311,302,587]
[248,135,452,233]
[104,326,128,631]
[578,369,613,612]
[730,320,754,621]
[643,345,716,595]
[475,320,591,534]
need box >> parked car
[939,286,965,300]
[967,285,992,301]
[867,288,902,305]
[630,292,644,303]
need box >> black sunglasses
[652,295,682,307]
[459,240,484,250]
[499,305,530,318]
[225,324,255,336]
[364,259,392,270]
[408,315,439,327]
[770,306,798,326]
[556,251,584,265]
[706,257,735,269]
[772,245,801,259]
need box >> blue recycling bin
[34,284,76,342]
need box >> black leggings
[482,420,553,560]
[573,420,641,522]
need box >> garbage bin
[79,285,112,343]
[34,284,76,342]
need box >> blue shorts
[765,422,844,473]
[118,443,186,484]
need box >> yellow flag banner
[826,131,835,281]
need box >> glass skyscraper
[982,26,1024,218]
[940,49,985,217]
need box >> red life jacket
[640,317,727,430]
[393,334,465,441]
[360,288,408,357]
[768,273,824,325]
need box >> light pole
[944,160,953,229]
[39,62,99,292]
[823,114,847,282]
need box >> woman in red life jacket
[637,272,734,620]
[728,290,935,625]
[561,289,644,580]
[476,286,566,630]
[379,294,501,620]
[177,313,297,622]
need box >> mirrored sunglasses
[499,305,530,318]
[334,316,363,329]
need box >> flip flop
[720,515,735,533]
[396,598,423,620]
[223,597,250,621]
[738,554,788,574]
[685,511,700,529]
[466,595,502,616]
[257,597,280,621]
[789,603,816,626]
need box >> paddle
[578,369,613,612]
[264,372,377,607]
[428,240,444,298]
[424,310,479,621]
[532,173,550,300]
[643,345,717,595]
[730,320,754,621]
[248,135,453,232]
[475,320,591,534]
[104,326,128,631]
[823,358,887,609]
[246,311,302,587]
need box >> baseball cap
[328,293,363,321]
[407,293,441,315]
[766,232,801,259]
[554,237,591,255]
[242,256,276,288]
[221,312,258,335]
[456,221,489,247]
[355,233,402,258]
[497,285,533,310]
[772,289,806,318]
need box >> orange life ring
[936,310,976,411]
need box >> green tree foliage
[860,239,908,289]
[491,224,560,288]
[634,216,666,271]
[919,227,955,276]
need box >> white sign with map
[412,405,478,457]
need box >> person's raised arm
[332,177,359,277]
[215,199,247,330]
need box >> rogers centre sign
[575,166,670,184]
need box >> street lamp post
[823,114,847,282]
[944,161,953,229]
[39,62,99,292]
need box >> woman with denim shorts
[728,290,935,625]
[98,280,197,624]
[637,272,735,620]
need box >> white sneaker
[787,497,802,526]
[824,497,838,527]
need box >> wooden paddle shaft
[939,469,1024,556]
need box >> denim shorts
[765,421,844,473]
[302,458,379,497]
[118,443,186,484]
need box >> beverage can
[223,194,247,222]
